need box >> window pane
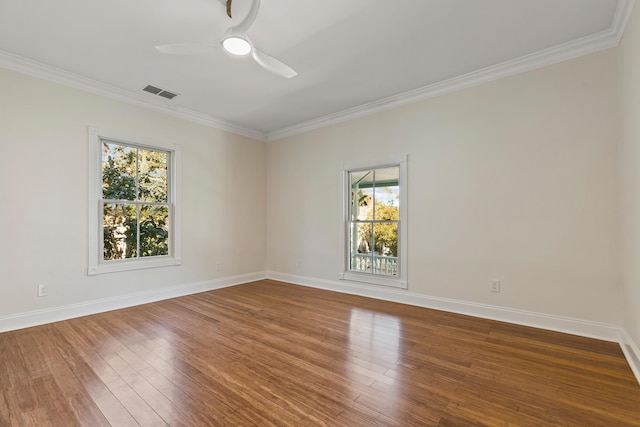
[373,189,399,221]
[351,187,373,221]
[350,222,373,272]
[350,170,373,221]
[374,166,399,220]
[373,222,398,257]
[138,149,168,202]
[140,205,169,257]
[102,142,137,200]
[103,203,137,260]
[374,167,399,188]
[351,170,373,186]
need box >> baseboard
[620,330,640,384]
[0,271,267,333]
[5,271,637,384]
[266,271,640,384]
[266,271,622,343]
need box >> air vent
[143,85,163,95]
[142,85,179,100]
[158,90,178,100]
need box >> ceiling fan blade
[251,48,297,79]
[227,0,261,36]
[155,43,217,55]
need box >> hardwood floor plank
[0,279,638,426]
[0,333,39,414]
[16,407,52,427]
[97,314,246,426]
[27,327,110,427]
[355,381,446,425]
[0,390,22,427]
[335,401,401,426]
[124,306,306,426]
[135,306,338,425]
[48,323,140,427]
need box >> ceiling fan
[155,0,297,79]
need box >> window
[341,157,407,288]
[88,127,181,275]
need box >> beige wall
[0,69,266,317]
[268,49,621,325]
[619,4,640,349]
[0,37,629,335]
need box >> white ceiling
[0,0,633,140]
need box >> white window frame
[87,127,182,275]
[340,155,408,289]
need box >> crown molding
[613,0,637,44]
[0,0,634,143]
[266,0,636,141]
[0,50,267,141]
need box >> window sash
[101,139,171,204]
[99,200,173,262]
[88,127,181,276]
[341,157,407,289]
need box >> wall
[0,69,266,324]
[0,41,627,343]
[267,49,621,326]
[619,3,640,362]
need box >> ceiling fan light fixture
[158,0,296,78]
[222,36,252,56]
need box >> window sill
[339,271,407,289]
[88,256,182,276]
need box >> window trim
[340,155,408,289]
[87,127,182,276]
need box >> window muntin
[101,141,170,261]
[88,127,181,275]
[343,158,407,288]
[349,167,400,276]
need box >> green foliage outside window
[355,191,399,257]
[102,142,169,260]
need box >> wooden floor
[1,280,639,426]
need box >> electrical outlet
[491,280,501,293]
[38,284,49,297]
[216,263,224,272]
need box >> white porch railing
[351,254,398,276]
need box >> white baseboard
[620,330,640,384]
[266,271,640,384]
[0,271,267,333]
[266,271,622,342]
[4,270,638,385]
